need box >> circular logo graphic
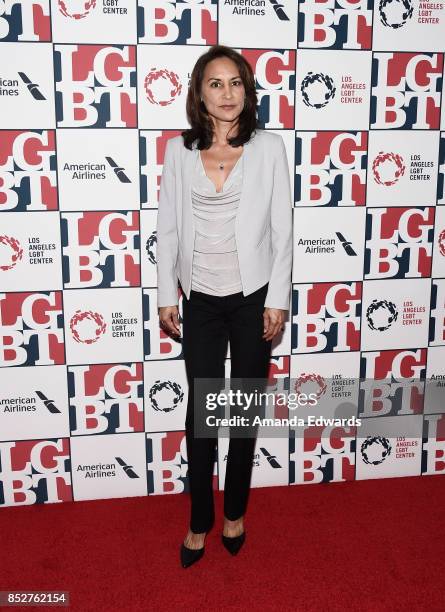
[372,152,405,186]
[294,373,327,400]
[145,232,157,265]
[0,235,23,271]
[361,436,392,465]
[301,72,336,109]
[149,379,184,413]
[379,0,414,29]
[438,229,445,257]
[144,69,182,106]
[366,299,398,331]
[58,0,97,20]
[70,310,106,344]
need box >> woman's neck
[210,118,239,146]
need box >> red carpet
[1,476,444,611]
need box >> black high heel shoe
[180,542,205,568]
[221,530,246,556]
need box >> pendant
[218,162,224,170]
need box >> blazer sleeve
[156,138,179,309]
[264,136,293,311]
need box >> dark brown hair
[181,45,259,150]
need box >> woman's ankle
[223,515,244,537]
[184,529,206,549]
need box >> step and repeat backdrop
[1,0,445,508]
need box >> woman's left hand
[263,308,286,341]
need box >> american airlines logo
[268,0,289,21]
[105,157,131,183]
[260,447,282,468]
[115,456,139,479]
[336,232,357,256]
[36,391,61,414]
[18,72,46,100]
[297,233,358,256]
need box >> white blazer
[156,129,293,310]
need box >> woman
[156,45,293,568]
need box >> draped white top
[190,150,244,296]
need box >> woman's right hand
[158,306,181,337]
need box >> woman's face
[200,57,246,127]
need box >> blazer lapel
[182,142,199,238]
[235,135,253,228]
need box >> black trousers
[181,282,272,533]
